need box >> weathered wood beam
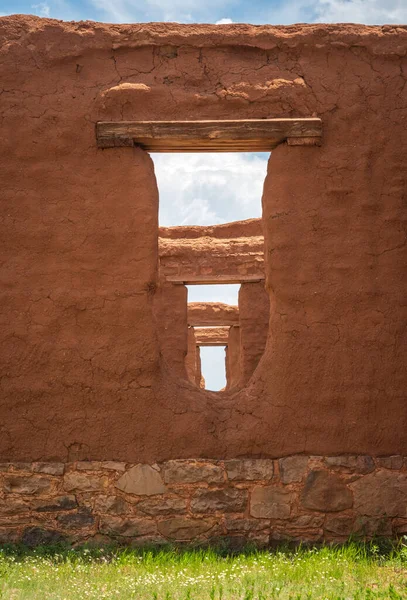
[194,327,231,346]
[96,119,322,151]
[167,274,264,285]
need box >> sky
[1,0,407,25]
[1,0,405,390]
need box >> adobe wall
[159,227,264,279]
[157,223,263,383]
[239,283,270,385]
[188,303,239,327]
[0,16,406,542]
[159,219,263,240]
[225,326,241,390]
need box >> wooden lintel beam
[167,274,264,285]
[96,119,322,151]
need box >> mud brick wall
[1,457,406,546]
[239,283,270,385]
[225,326,241,390]
[159,225,264,280]
[0,17,406,491]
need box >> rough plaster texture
[225,326,241,390]
[159,228,264,279]
[239,282,270,385]
[159,219,263,240]
[0,456,406,545]
[185,327,198,384]
[0,17,406,466]
[188,303,239,327]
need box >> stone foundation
[1,456,406,546]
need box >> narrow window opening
[199,346,227,392]
[154,151,270,393]
[186,284,239,391]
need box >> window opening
[199,346,227,392]
[155,151,269,393]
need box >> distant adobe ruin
[157,218,269,390]
[0,16,406,546]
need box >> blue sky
[1,0,407,24]
[1,0,405,390]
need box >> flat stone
[0,528,20,543]
[0,498,29,515]
[76,461,102,471]
[225,517,269,532]
[325,515,356,535]
[129,535,168,547]
[191,488,248,513]
[33,463,65,476]
[393,519,407,535]
[248,531,270,547]
[376,456,403,470]
[137,497,187,515]
[158,517,214,541]
[21,527,66,547]
[225,459,274,482]
[9,463,33,472]
[94,495,130,515]
[162,460,223,484]
[301,470,353,512]
[350,470,407,517]
[292,514,324,528]
[250,486,293,519]
[356,516,393,537]
[0,514,32,526]
[3,476,53,495]
[99,515,157,537]
[57,508,95,529]
[64,472,108,492]
[115,464,167,496]
[101,462,127,472]
[324,455,374,474]
[279,456,309,484]
[31,495,77,512]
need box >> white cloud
[314,0,407,24]
[31,2,50,17]
[264,0,407,24]
[215,17,234,23]
[187,284,240,305]
[153,152,268,227]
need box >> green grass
[0,541,406,599]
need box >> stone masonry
[1,456,406,546]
